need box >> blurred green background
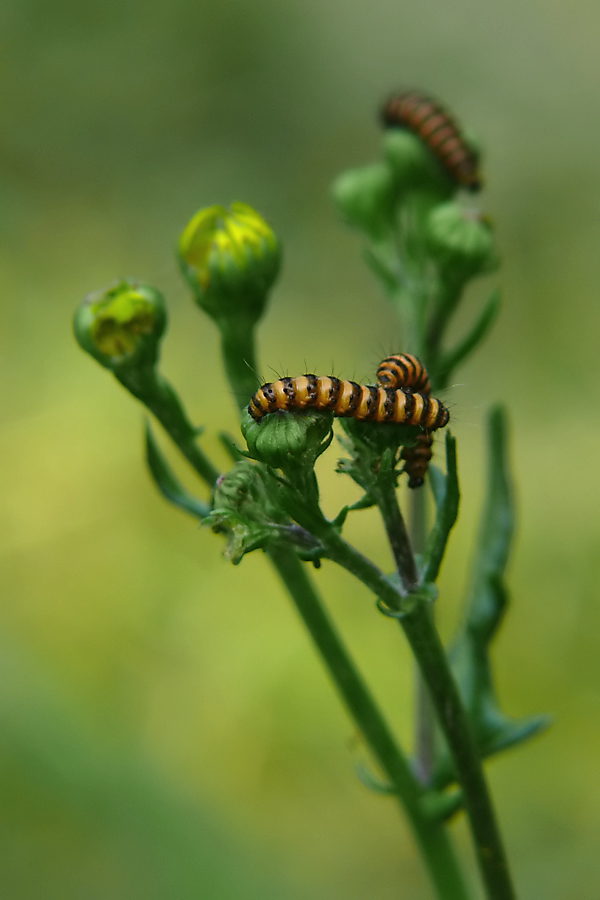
[1,0,600,897]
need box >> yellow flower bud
[178,202,281,325]
[73,280,167,370]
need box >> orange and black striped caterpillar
[381,91,481,192]
[375,354,436,488]
[248,355,447,488]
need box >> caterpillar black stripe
[248,375,449,431]
[381,91,481,192]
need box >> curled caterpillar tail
[380,91,482,192]
[376,353,431,395]
[401,433,434,489]
[248,375,449,430]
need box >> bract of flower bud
[383,130,455,199]
[208,461,282,563]
[241,408,334,471]
[425,202,499,282]
[332,161,398,240]
[212,460,272,520]
[178,202,281,326]
[73,280,167,371]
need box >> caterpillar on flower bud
[248,374,449,431]
[381,91,481,192]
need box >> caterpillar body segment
[248,375,448,430]
[376,353,431,395]
[381,91,481,192]
[401,433,434,489]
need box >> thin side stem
[219,317,261,411]
[267,543,471,900]
[117,367,220,486]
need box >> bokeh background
[2,0,600,897]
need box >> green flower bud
[73,279,167,371]
[241,408,333,471]
[383,130,455,199]
[425,202,499,281]
[332,161,397,240]
[178,202,281,326]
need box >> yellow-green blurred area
[2,0,600,897]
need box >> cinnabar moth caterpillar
[381,91,481,192]
[377,353,431,395]
[248,375,449,431]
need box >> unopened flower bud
[178,202,281,326]
[241,408,333,471]
[383,130,455,198]
[425,202,498,282]
[73,279,166,371]
[332,162,397,240]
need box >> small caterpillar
[377,353,430,395]
[380,91,481,192]
[248,374,449,431]
[375,353,437,489]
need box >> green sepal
[420,788,464,823]
[355,763,399,796]
[145,422,211,519]
[219,431,247,462]
[434,406,548,785]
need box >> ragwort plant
[74,96,548,900]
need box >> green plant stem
[293,506,514,899]
[367,490,516,900]
[216,321,471,898]
[409,486,437,786]
[373,472,419,591]
[218,317,261,410]
[401,604,515,900]
[117,366,220,486]
[267,543,471,900]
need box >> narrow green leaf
[362,245,400,294]
[436,287,501,389]
[145,422,211,519]
[445,405,548,771]
[428,463,447,512]
[422,433,460,584]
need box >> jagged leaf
[145,422,211,519]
